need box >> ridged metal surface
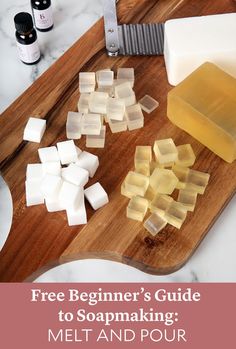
[118,23,164,56]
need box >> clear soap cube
[164,201,187,229]
[117,68,135,87]
[144,212,168,236]
[134,146,152,176]
[107,97,125,121]
[139,95,159,114]
[177,189,198,212]
[153,138,178,164]
[108,116,127,133]
[78,94,90,114]
[89,91,109,114]
[86,126,106,148]
[97,70,114,87]
[127,196,149,222]
[114,82,136,107]
[126,104,144,131]
[66,111,82,140]
[79,72,95,93]
[81,114,102,135]
[150,194,174,216]
[176,144,196,167]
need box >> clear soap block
[135,146,152,176]
[126,104,144,131]
[186,169,210,194]
[150,194,174,216]
[86,126,106,148]
[139,95,159,114]
[107,97,125,121]
[177,189,198,212]
[66,112,82,140]
[127,196,149,222]
[114,82,136,107]
[172,165,189,189]
[176,144,196,167]
[97,70,114,87]
[124,171,149,196]
[109,116,127,133]
[81,114,101,135]
[89,91,109,114]
[143,185,156,203]
[79,72,96,93]
[144,212,168,236]
[78,93,90,113]
[121,181,135,199]
[149,168,178,195]
[117,68,135,87]
[153,138,178,164]
[164,201,187,229]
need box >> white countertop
[1,0,236,282]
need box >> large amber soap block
[167,63,236,163]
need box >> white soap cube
[66,197,87,226]
[45,193,65,212]
[164,13,236,85]
[38,146,60,163]
[25,179,44,206]
[84,182,109,210]
[57,140,78,165]
[76,151,99,178]
[40,174,62,198]
[23,117,46,143]
[26,164,43,180]
[42,162,61,176]
[59,181,84,210]
[75,146,82,157]
[66,111,82,140]
[97,70,114,87]
[62,163,89,187]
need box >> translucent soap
[78,94,90,113]
[153,138,178,164]
[79,72,96,93]
[86,126,106,148]
[89,91,109,114]
[81,114,102,135]
[172,165,189,189]
[186,169,210,194]
[164,201,187,229]
[144,212,168,236]
[124,171,149,196]
[117,68,135,88]
[66,111,82,140]
[176,144,196,167]
[109,116,127,133]
[149,168,178,195]
[114,82,136,107]
[177,189,198,212]
[134,146,152,176]
[150,194,173,216]
[107,97,125,121]
[127,196,149,222]
[167,62,236,163]
[97,70,114,87]
[139,95,159,114]
[121,181,135,199]
[126,104,144,131]
[143,185,155,203]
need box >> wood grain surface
[0,0,236,282]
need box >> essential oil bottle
[14,12,41,65]
[31,0,54,32]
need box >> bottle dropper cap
[14,12,34,34]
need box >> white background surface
[0,0,236,282]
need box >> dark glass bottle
[31,0,54,32]
[14,12,41,65]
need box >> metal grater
[103,0,165,56]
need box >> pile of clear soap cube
[121,139,210,236]
[66,68,159,148]
[25,140,109,226]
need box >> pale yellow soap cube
[144,212,168,236]
[186,169,210,194]
[153,138,178,164]
[149,168,178,195]
[124,171,149,196]
[164,201,187,229]
[135,146,152,176]
[150,194,173,216]
[176,144,196,167]
[127,196,149,222]
[172,165,190,189]
[121,181,135,199]
[144,185,156,203]
[139,95,159,114]
[177,189,198,212]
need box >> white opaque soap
[164,13,236,85]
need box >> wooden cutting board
[0,0,236,282]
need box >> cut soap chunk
[25,179,44,206]
[139,95,159,114]
[154,138,178,164]
[38,146,60,163]
[84,182,109,210]
[167,62,236,163]
[76,151,99,178]
[149,168,178,195]
[124,171,149,197]
[176,144,196,167]
[86,126,106,148]
[177,189,198,212]
[127,196,149,222]
[57,140,78,165]
[144,212,167,236]
[23,117,46,143]
[164,201,187,229]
